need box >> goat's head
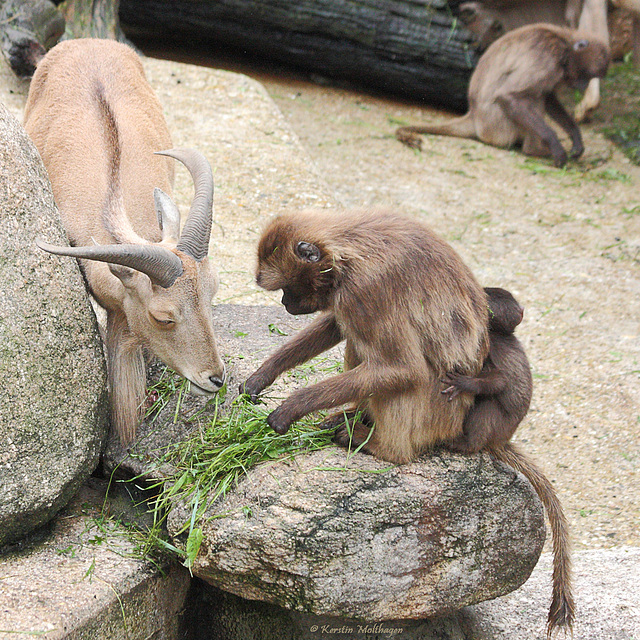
[37,148,226,396]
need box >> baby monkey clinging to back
[442,286,533,453]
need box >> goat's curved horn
[155,148,213,261]
[36,240,184,288]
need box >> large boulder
[0,102,109,546]
[168,447,546,622]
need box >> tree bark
[120,0,478,110]
[57,0,127,41]
[0,0,65,77]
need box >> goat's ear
[154,188,181,243]
[109,263,137,285]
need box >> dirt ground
[203,60,640,553]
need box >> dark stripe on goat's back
[93,80,124,241]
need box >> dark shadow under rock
[185,579,474,640]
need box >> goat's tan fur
[26,39,225,443]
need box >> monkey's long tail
[395,113,477,150]
[489,442,574,639]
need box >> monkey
[395,24,610,167]
[239,207,490,465]
[240,211,573,637]
[440,287,572,637]
[441,287,533,453]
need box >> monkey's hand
[333,421,373,455]
[441,372,477,400]
[267,406,293,435]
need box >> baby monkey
[442,287,532,453]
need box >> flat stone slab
[464,547,640,640]
[0,480,190,640]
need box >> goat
[25,38,226,444]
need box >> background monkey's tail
[395,113,477,150]
[489,442,574,639]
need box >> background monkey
[442,286,533,453]
[396,24,610,167]
[240,208,490,465]
[240,209,573,636]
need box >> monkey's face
[566,39,610,91]
[255,223,337,315]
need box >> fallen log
[120,0,479,110]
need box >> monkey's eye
[295,241,321,263]
[573,39,589,51]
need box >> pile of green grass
[134,372,336,570]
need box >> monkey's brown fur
[396,24,610,167]
[443,287,533,452]
[241,209,573,636]
[442,287,573,636]
[241,208,490,464]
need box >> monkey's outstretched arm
[267,362,418,435]
[240,312,342,401]
[496,93,568,167]
[544,93,584,158]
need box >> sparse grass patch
[597,56,640,165]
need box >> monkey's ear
[295,241,321,263]
[573,39,589,51]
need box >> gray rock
[0,102,108,546]
[0,479,191,639]
[0,0,65,78]
[170,447,546,621]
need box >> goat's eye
[151,314,175,327]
